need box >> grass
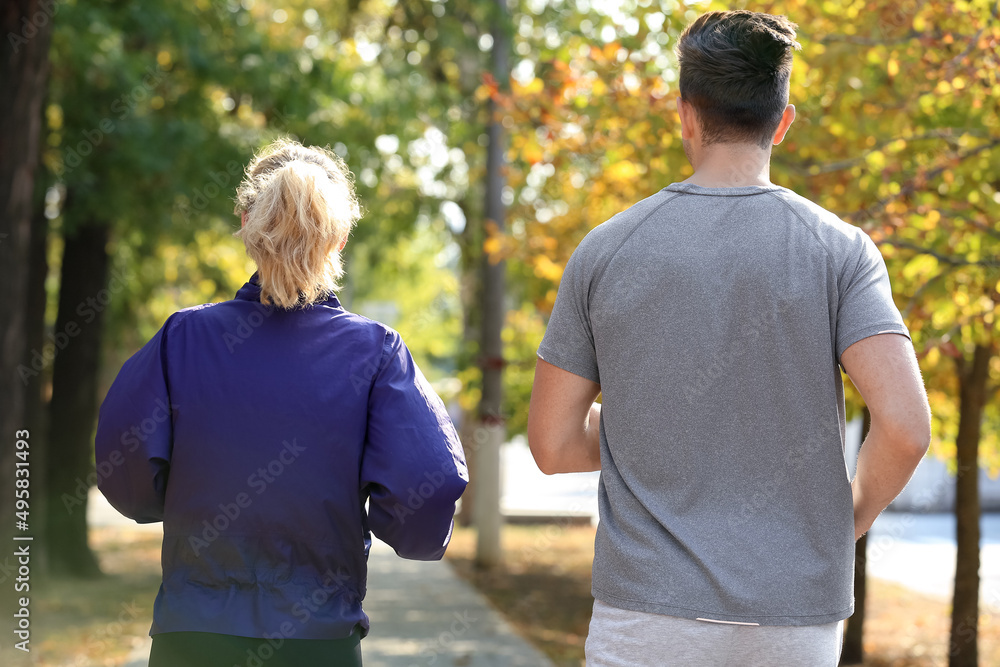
[447,522,596,665]
[445,524,1000,667]
[4,527,162,667]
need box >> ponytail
[234,139,361,309]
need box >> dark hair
[676,10,800,149]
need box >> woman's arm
[360,331,468,560]
[94,317,176,523]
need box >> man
[527,10,931,666]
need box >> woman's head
[234,138,361,309]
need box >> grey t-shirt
[537,182,909,626]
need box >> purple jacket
[95,274,468,640]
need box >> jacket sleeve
[361,330,469,560]
[94,315,176,523]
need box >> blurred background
[1,0,998,665]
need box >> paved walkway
[362,539,553,667]
[120,540,553,667]
[91,491,552,667]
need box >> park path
[92,489,553,667]
[119,536,554,667]
[361,538,554,667]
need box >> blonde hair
[234,138,361,309]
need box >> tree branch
[802,26,982,48]
[967,218,1000,242]
[901,268,953,318]
[877,239,1000,269]
[802,29,923,47]
[775,129,985,176]
[847,138,1000,226]
[944,27,984,75]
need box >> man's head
[676,10,800,151]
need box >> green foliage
[49,0,997,444]
[48,0,485,388]
[347,216,462,386]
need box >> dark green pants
[148,630,363,667]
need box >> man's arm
[527,358,602,474]
[841,333,931,540]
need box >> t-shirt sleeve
[537,244,600,384]
[836,232,910,361]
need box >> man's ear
[772,104,796,146]
[241,210,247,228]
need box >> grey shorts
[585,599,844,667]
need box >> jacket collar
[235,272,343,309]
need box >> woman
[96,139,468,666]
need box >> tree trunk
[44,220,110,578]
[841,407,872,665]
[0,1,54,505]
[457,407,478,527]
[24,183,52,575]
[0,2,54,638]
[948,343,992,667]
[474,0,509,569]
[456,199,481,528]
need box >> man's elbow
[532,454,562,476]
[878,409,931,462]
[903,422,931,461]
[527,438,564,475]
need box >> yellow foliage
[496,0,999,443]
[483,236,503,262]
[513,77,544,96]
[606,160,641,183]
[474,84,492,102]
[532,255,564,283]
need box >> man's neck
[682,143,773,188]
